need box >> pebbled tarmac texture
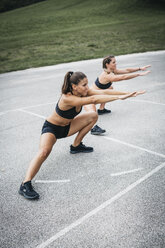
[0,51,165,248]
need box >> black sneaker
[19,181,39,200]
[70,142,93,154]
[91,125,106,135]
[98,108,111,115]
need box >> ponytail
[62,71,73,94]
[62,71,87,94]
[103,55,115,69]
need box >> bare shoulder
[61,93,74,103]
[104,72,114,80]
[61,93,83,108]
[99,71,112,83]
[113,68,120,74]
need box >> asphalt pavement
[0,51,165,248]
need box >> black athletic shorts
[41,120,70,139]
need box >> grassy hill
[0,0,165,73]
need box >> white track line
[20,101,56,110]
[104,136,165,159]
[4,106,165,160]
[35,180,70,183]
[0,109,18,115]
[0,102,56,116]
[111,168,143,177]
[17,109,46,119]
[36,161,165,248]
[2,101,165,161]
[0,97,164,116]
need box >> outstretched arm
[93,92,137,103]
[63,90,146,107]
[93,91,147,103]
[88,88,146,96]
[106,70,150,82]
[88,88,131,96]
[114,65,151,74]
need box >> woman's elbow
[112,77,123,82]
[91,96,97,104]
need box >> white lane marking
[0,96,165,117]
[35,180,70,183]
[0,109,18,115]
[0,102,56,116]
[20,102,56,110]
[128,99,165,106]
[17,109,46,119]
[111,168,143,177]
[104,136,165,159]
[36,161,165,248]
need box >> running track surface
[0,51,165,248]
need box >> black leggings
[41,120,70,139]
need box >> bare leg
[99,102,105,110]
[68,112,98,146]
[84,104,106,134]
[24,133,56,182]
[99,85,113,110]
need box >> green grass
[0,0,165,73]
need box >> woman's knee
[38,147,52,160]
[89,112,98,123]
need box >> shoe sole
[70,150,93,154]
[18,190,39,200]
[98,112,111,115]
[91,132,105,135]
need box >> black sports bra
[95,77,112,89]
[55,101,82,119]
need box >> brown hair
[103,55,115,69]
[62,71,87,94]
